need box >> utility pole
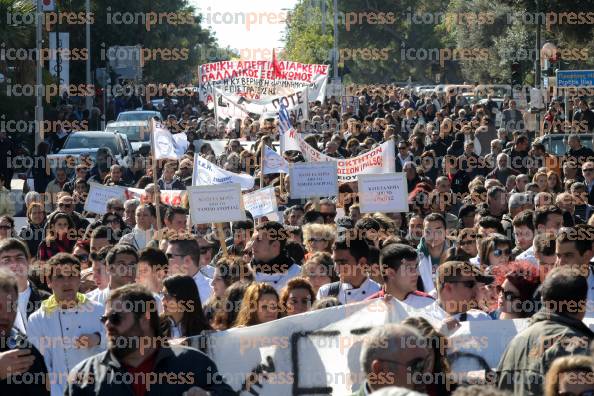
[332,0,338,80]
[321,0,326,35]
[35,0,43,146]
[85,0,92,111]
[535,0,542,135]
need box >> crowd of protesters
[1,83,594,395]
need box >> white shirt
[516,246,537,265]
[584,269,594,319]
[254,263,302,293]
[193,270,213,306]
[15,283,32,334]
[27,298,105,396]
[317,277,381,305]
[402,291,436,309]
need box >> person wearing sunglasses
[350,323,431,395]
[545,355,594,396]
[496,266,594,396]
[434,261,494,322]
[491,262,540,320]
[66,284,234,395]
[72,240,91,270]
[27,253,105,396]
[476,233,512,269]
[318,199,337,225]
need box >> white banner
[124,187,186,207]
[198,60,328,103]
[243,186,277,218]
[214,86,309,122]
[152,119,188,160]
[192,155,255,191]
[289,162,338,199]
[357,173,409,213]
[84,183,126,215]
[263,146,289,175]
[187,184,245,224]
[284,132,396,182]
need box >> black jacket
[18,222,46,259]
[65,344,235,395]
[0,329,49,396]
[25,282,51,318]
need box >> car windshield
[117,112,159,122]
[64,135,119,154]
[105,125,150,142]
[548,137,594,156]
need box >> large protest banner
[192,298,417,395]
[283,131,395,182]
[198,60,328,103]
[125,187,186,206]
[214,86,310,122]
[192,301,594,395]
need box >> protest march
[3,1,594,395]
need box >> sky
[191,0,299,59]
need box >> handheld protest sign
[187,184,246,224]
[84,183,126,215]
[289,162,338,200]
[357,173,409,213]
[243,186,277,219]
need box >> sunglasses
[112,207,124,212]
[497,287,521,301]
[58,203,73,208]
[309,238,328,243]
[493,248,511,257]
[166,253,186,260]
[583,168,594,173]
[100,312,123,326]
[448,280,477,289]
[75,254,89,262]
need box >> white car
[116,110,162,122]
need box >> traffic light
[511,62,522,87]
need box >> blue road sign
[556,70,594,87]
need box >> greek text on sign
[243,186,278,218]
[289,162,338,200]
[357,173,409,213]
[187,184,246,224]
[84,183,126,215]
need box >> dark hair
[108,284,161,339]
[333,236,369,263]
[286,240,306,264]
[0,238,30,260]
[303,210,324,225]
[90,245,112,263]
[424,213,446,229]
[0,216,14,229]
[215,256,254,287]
[534,206,563,229]
[91,225,117,245]
[512,210,534,231]
[168,238,201,268]
[162,275,211,336]
[138,247,168,270]
[255,221,287,252]
[106,244,139,266]
[212,280,251,330]
[541,267,588,314]
[477,216,504,234]
[46,253,81,279]
[380,243,418,274]
[557,225,594,256]
[533,233,556,256]
[165,206,188,222]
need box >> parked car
[46,131,134,176]
[535,133,594,156]
[116,110,162,122]
[105,120,150,155]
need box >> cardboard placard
[187,184,245,224]
[357,173,409,213]
[289,162,338,199]
[84,183,126,215]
